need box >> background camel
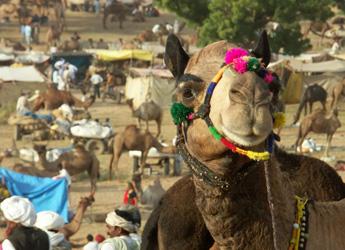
[32,87,95,111]
[330,77,345,110]
[108,125,175,179]
[58,34,81,52]
[102,2,126,29]
[292,83,327,124]
[140,177,165,209]
[295,108,341,157]
[46,23,64,47]
[142,33,345,249]
[33,144,99,194]
[126,99,162,137]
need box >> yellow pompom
[273,112,286,129]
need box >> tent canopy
[86,49,154,62]
[51,52,93,80]
[125,75,176,109]
[0,66,45,82]
[129,67,173,78]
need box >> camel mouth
[220,125,269,149]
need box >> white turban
[0,196,36,227]
[35,211,65,231]
[105,211,137,233]
[54,59,65,69]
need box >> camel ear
[164,34,189,79]
[251,30,271,67]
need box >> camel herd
[1,82,170,194]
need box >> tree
[157,0,337,55]
[199,0,334,55]
[155,0,210,26]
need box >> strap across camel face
[166,32,284,161]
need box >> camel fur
[32,86,95,111]
[142,33,345,249]
[329,77,345,110]
[126,99,163,137]
[292,84,327,124]
[108,125,175,179]
[295,108,341,157]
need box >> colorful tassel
[170,103,194,125]
[273,112,286,129]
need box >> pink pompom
[233,57,248,74]
[264,72,274,83]
[224,48,249,64]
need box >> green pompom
[170,103,194,125]
[248,57,260,71]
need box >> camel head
[33,144,47,156]
[166,32,279,161]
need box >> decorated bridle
[171,47,285,162]
[170,46,309,250]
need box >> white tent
[125,68,175,109]
[0,66,45,82]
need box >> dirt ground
[1,7,345,249]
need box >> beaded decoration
[288,196,309,250]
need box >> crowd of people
[52,59,79,91]
[0,194,142,250]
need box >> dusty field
[1,7,345,249]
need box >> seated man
[35,211,72,250]
[99,208,141,250]
[16,91,31,116]
[0,196,50,250]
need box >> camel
[329,77,345,110]
[137,30,158,43]
[108,125,175,179]
[102,2,126,29]
[32,87,95,111]
[53,1,65,25]
[33,144,100,194]
[126,99,162,137]
[58,34,81,52]
[140,177,165,209]
[295,108,341,157]
[59,195,94,240]
[141,33,345,249]
[292,84,327,124]
[46,23,64,47]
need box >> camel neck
[192,156,295,250]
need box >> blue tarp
[0,168,69,222]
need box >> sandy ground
[1,7,345,249]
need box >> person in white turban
[35,211,71,250]
[99,209,141,250]
[0,196,50,250]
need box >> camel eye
[183,88,195,99]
